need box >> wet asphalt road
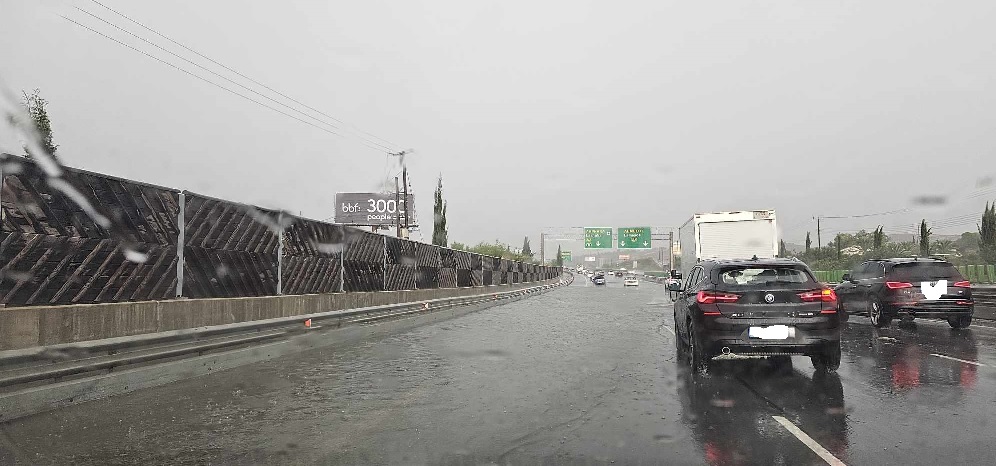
[3,276,996,465]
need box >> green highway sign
[584,227,613,249]
[618,227,652,249]
[560,250,572,261]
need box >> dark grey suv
[669,258,841,373]
[835,258,974,328]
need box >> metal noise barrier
[0,155,562,306]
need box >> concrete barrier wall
[0,280,557,351]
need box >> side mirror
[841,274,852,282]
[668,282,683,292]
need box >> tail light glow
[953,281,971,288]
[798,288,837,303]
[696,291,740,304]
[886,281,913,289]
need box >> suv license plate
[748,325,793,339]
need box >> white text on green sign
[583,227,612,249]
[618,227,652,249]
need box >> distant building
[841,245,864,257]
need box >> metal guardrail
[815,267,996,285]
[0,275,573,392]
[974,286,996,306]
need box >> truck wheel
[811,341,841,372]
[948,315,972,329]
[869,299,891,328]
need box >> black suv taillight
[797,288,837,303]
[696,291,740,304]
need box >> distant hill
[784,242,806,254]
[887,234,963,243]
[783,234,963,254]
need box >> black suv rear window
[716,266,817,287]
[889,262,963,282]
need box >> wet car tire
[948,315,972,329]
[838,298,850,322]
[869,298,891,328]
[768,355,793,372]
[811,341,841,372]
[688,323,710,373]
[674,313,689,356]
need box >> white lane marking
[971,322,996,331]
[662,325,675,335]
[772,415,847,466]
[930,353,987,366]
[848,318,996,333]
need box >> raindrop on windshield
[911,195,947,206]
[123,249,148,263]
[312,241,344,254]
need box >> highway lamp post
[402,160,409,238]
[176,191,185,298]
[390,150,414,240]
[540,233,545,264]
[395,176,401,237]
[276,212,283,295]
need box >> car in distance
[835,258,974,328]
[593,274,606,285]
[624,277,640,287]
[669,258,841,372]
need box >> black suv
[835,258,974,328]
[669,258,841,372]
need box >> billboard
[335,192,415,226]
[618,254,630,260]
[584,256,596,262]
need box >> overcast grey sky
[2,0,995,253]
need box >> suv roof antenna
[751,255,759,261]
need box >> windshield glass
[891,262,964,282]
[718,266,816,286]
[4,1,996,464]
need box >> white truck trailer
[678,210,779,278]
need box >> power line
[71,7,393,154]
[60,15,343,138]
[964,186,996,201]
[807,182,996,241]
[826,212,983,235]
[74,8,342,133]
[87,0,402,153]
[818,208,910,220]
